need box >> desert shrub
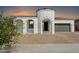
[0,14,17,48]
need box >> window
[28,20,34,28]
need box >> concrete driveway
[11,32,79,53]
[16,32,79,44]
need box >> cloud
[7,10,36,16]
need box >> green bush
[0,14,16,46]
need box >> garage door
[55,23,71,32]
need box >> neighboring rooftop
[55,17,74,20]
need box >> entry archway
[43,21,49,31]
[42,19,51,33]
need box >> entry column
[41,20,43,34]
[51,19,55,34]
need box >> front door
[44,22,48,31]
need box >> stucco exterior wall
[14,17,38,34]
[37,9,55,34]
[14,16,75,34]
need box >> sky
[0,6,79,19]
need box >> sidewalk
[12,44,79,53]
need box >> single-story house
[13,8,75,34]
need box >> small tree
[0,14,16,48]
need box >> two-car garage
[55,23,71,32]
[55,20,74,32]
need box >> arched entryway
[43,21,49,31]
[15,19,23,34]
[43,19,51,33]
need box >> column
[23,20,27,34]
[51,19,55,34]
[34,19,38,34]
[49,21,52,33]
[41,20,43,34]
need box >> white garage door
[55,23,71,32]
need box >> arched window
[15,19,23,34]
